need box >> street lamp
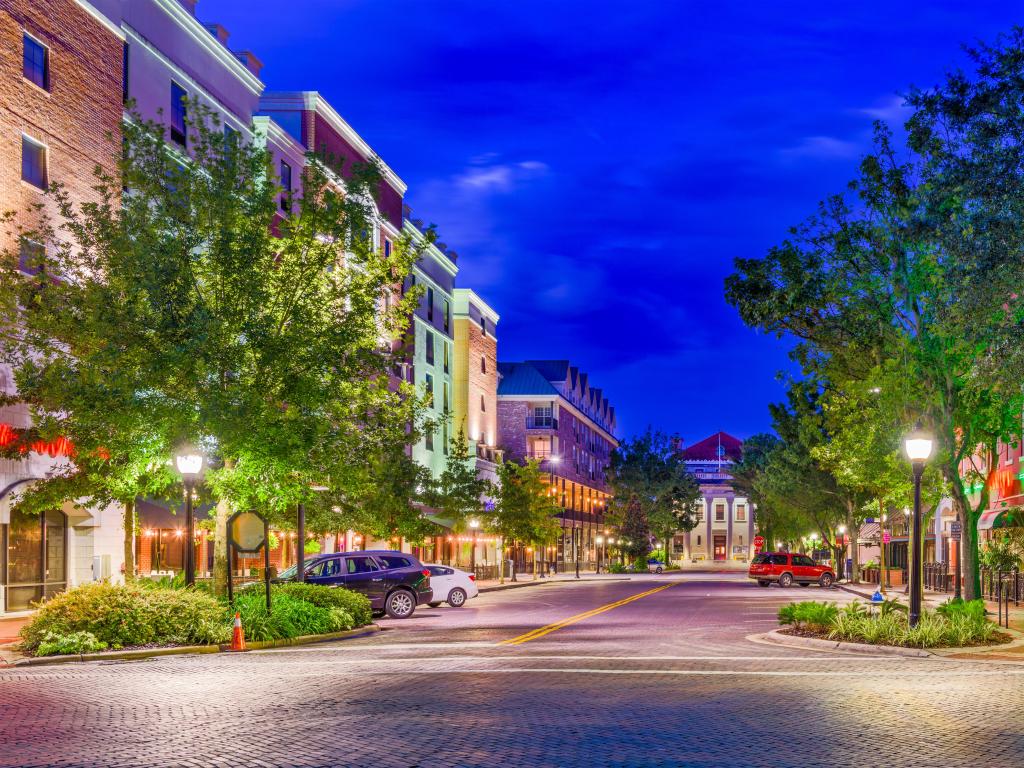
[469,518,480,573]
[174,446,204,587]
[595,535,604,574]
[904,426,934,627]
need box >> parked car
[748,552,835,588]
[423,565,479,607]
[276,550,433,618]
[647,559,666,574]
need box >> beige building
[452,288,501,480]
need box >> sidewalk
[0,614,32,645]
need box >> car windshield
[277,564,298,580]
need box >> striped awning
[978,508,1023,530]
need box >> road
[1,573,1022,768]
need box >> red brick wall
[0,0,122,255]
[497,401,530,461]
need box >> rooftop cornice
[404,220,458,277]
[453,288,500,324]
[260,91,407,196]
[152,0,264,95]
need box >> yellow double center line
[500,582,679,645]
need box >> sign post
[227,510,270,610]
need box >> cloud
[858,95,910,124]
[780,135,859,160]
[453,160,549,193]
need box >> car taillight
[422,570,430,578]
[468,574,476,581]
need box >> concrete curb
[750,629,933,658]
[2,624,381,668]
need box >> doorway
[713,534,727,561]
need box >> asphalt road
[1,574,1022,768]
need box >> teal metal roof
[497,362,560,396]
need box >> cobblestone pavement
[1,574,1022,768]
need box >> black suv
[278,550,432,618]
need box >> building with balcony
[674,432,754,565]
[497,361,617,569]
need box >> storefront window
[4,508,67,611]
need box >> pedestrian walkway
[0,614,31,646]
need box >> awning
[978,508,1023,530]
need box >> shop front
[2,506,67,613]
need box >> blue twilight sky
[213,0,1019,443]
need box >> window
[752,553,771,565]
[735,504,746,522]
[21,135,47,190]
[443,343,449,374]
[279,160,291,211]
[122,42,129,103]
[697,535,702,546]
[480,394,486,413]
[344,556,379,574]
[170,82,187,146]
[715,504,725,522]
[424,373,434,407]
[23,34,48,90]
[18,240,44,275]
[425,427,434,452]
[308,557,340,577]
[481,357,487,374]
[443,299,450,333]
[479,316,487,337]
[425,330,434,365]
[378,555,412,569]
[770,554,789,566]
[427,287,434,321]
[443,382,449,414]
[793,555,816,567]
[384,238,392,258]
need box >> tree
[725,41,1024,597]
[427,429,492,532]
[490,458,561,576]
[605,428,701,564]
[0,104,425,593]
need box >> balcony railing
[526,416,558,430]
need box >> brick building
[674,432,755,566]
[0,0,123,613]
[497,361,617,570]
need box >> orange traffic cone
[230,611,246,651]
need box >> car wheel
[819,573,835,588]
[427,602,442,608]
[385,589,416,619]
[757,580,770,587]
[778,572,794,588]
[447,587,468,607]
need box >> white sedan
[424,564,479,607]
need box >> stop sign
[753,535,765,548]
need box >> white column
[704,496,712,559]
[726,497,734,561]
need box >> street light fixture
[904,426,934,627]
[174,446,204,587]
[596,535,604,574]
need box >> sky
[212,0,1020,443]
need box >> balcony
[526,416,558,430]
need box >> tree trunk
[943,469,982,600]
[846,501,858,583]
[213,496,231,597]
[665,535,671,565]
[122,499,136,583]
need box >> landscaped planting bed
[18,581,373,656]
[777,598,1009,649]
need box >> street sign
[230,511,267,552]
[753,535,765,548]
[950,520,962,541]
[882,532,891,544]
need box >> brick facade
[0,0,122,256]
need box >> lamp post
[595,535,604,574]
[469,518,480,574]
[174,447,204,587]
[904,426,934,628]
[548,454,563,574]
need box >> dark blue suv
[278,550,433,619]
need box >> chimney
[233,50,263,78]
[204,23,230,46]
[178,0,198,15]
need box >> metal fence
[979,567,1023,606]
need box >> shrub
[936,598,987,622]
[607,562,628,574]
[777,601,837,632]
[232,590,354,642]
[20,582,229,653]
[276,583,372,627]
[35,631,108,657]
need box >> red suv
[748,552,835,588]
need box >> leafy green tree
[0,104,424,593]
[490,458,561,576]
[605,428,701,564]
[427,428,493,531]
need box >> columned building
[675,432,754,565]
[497,361,617,570]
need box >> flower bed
[19,581,373,656]
[777,599,1008,649]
